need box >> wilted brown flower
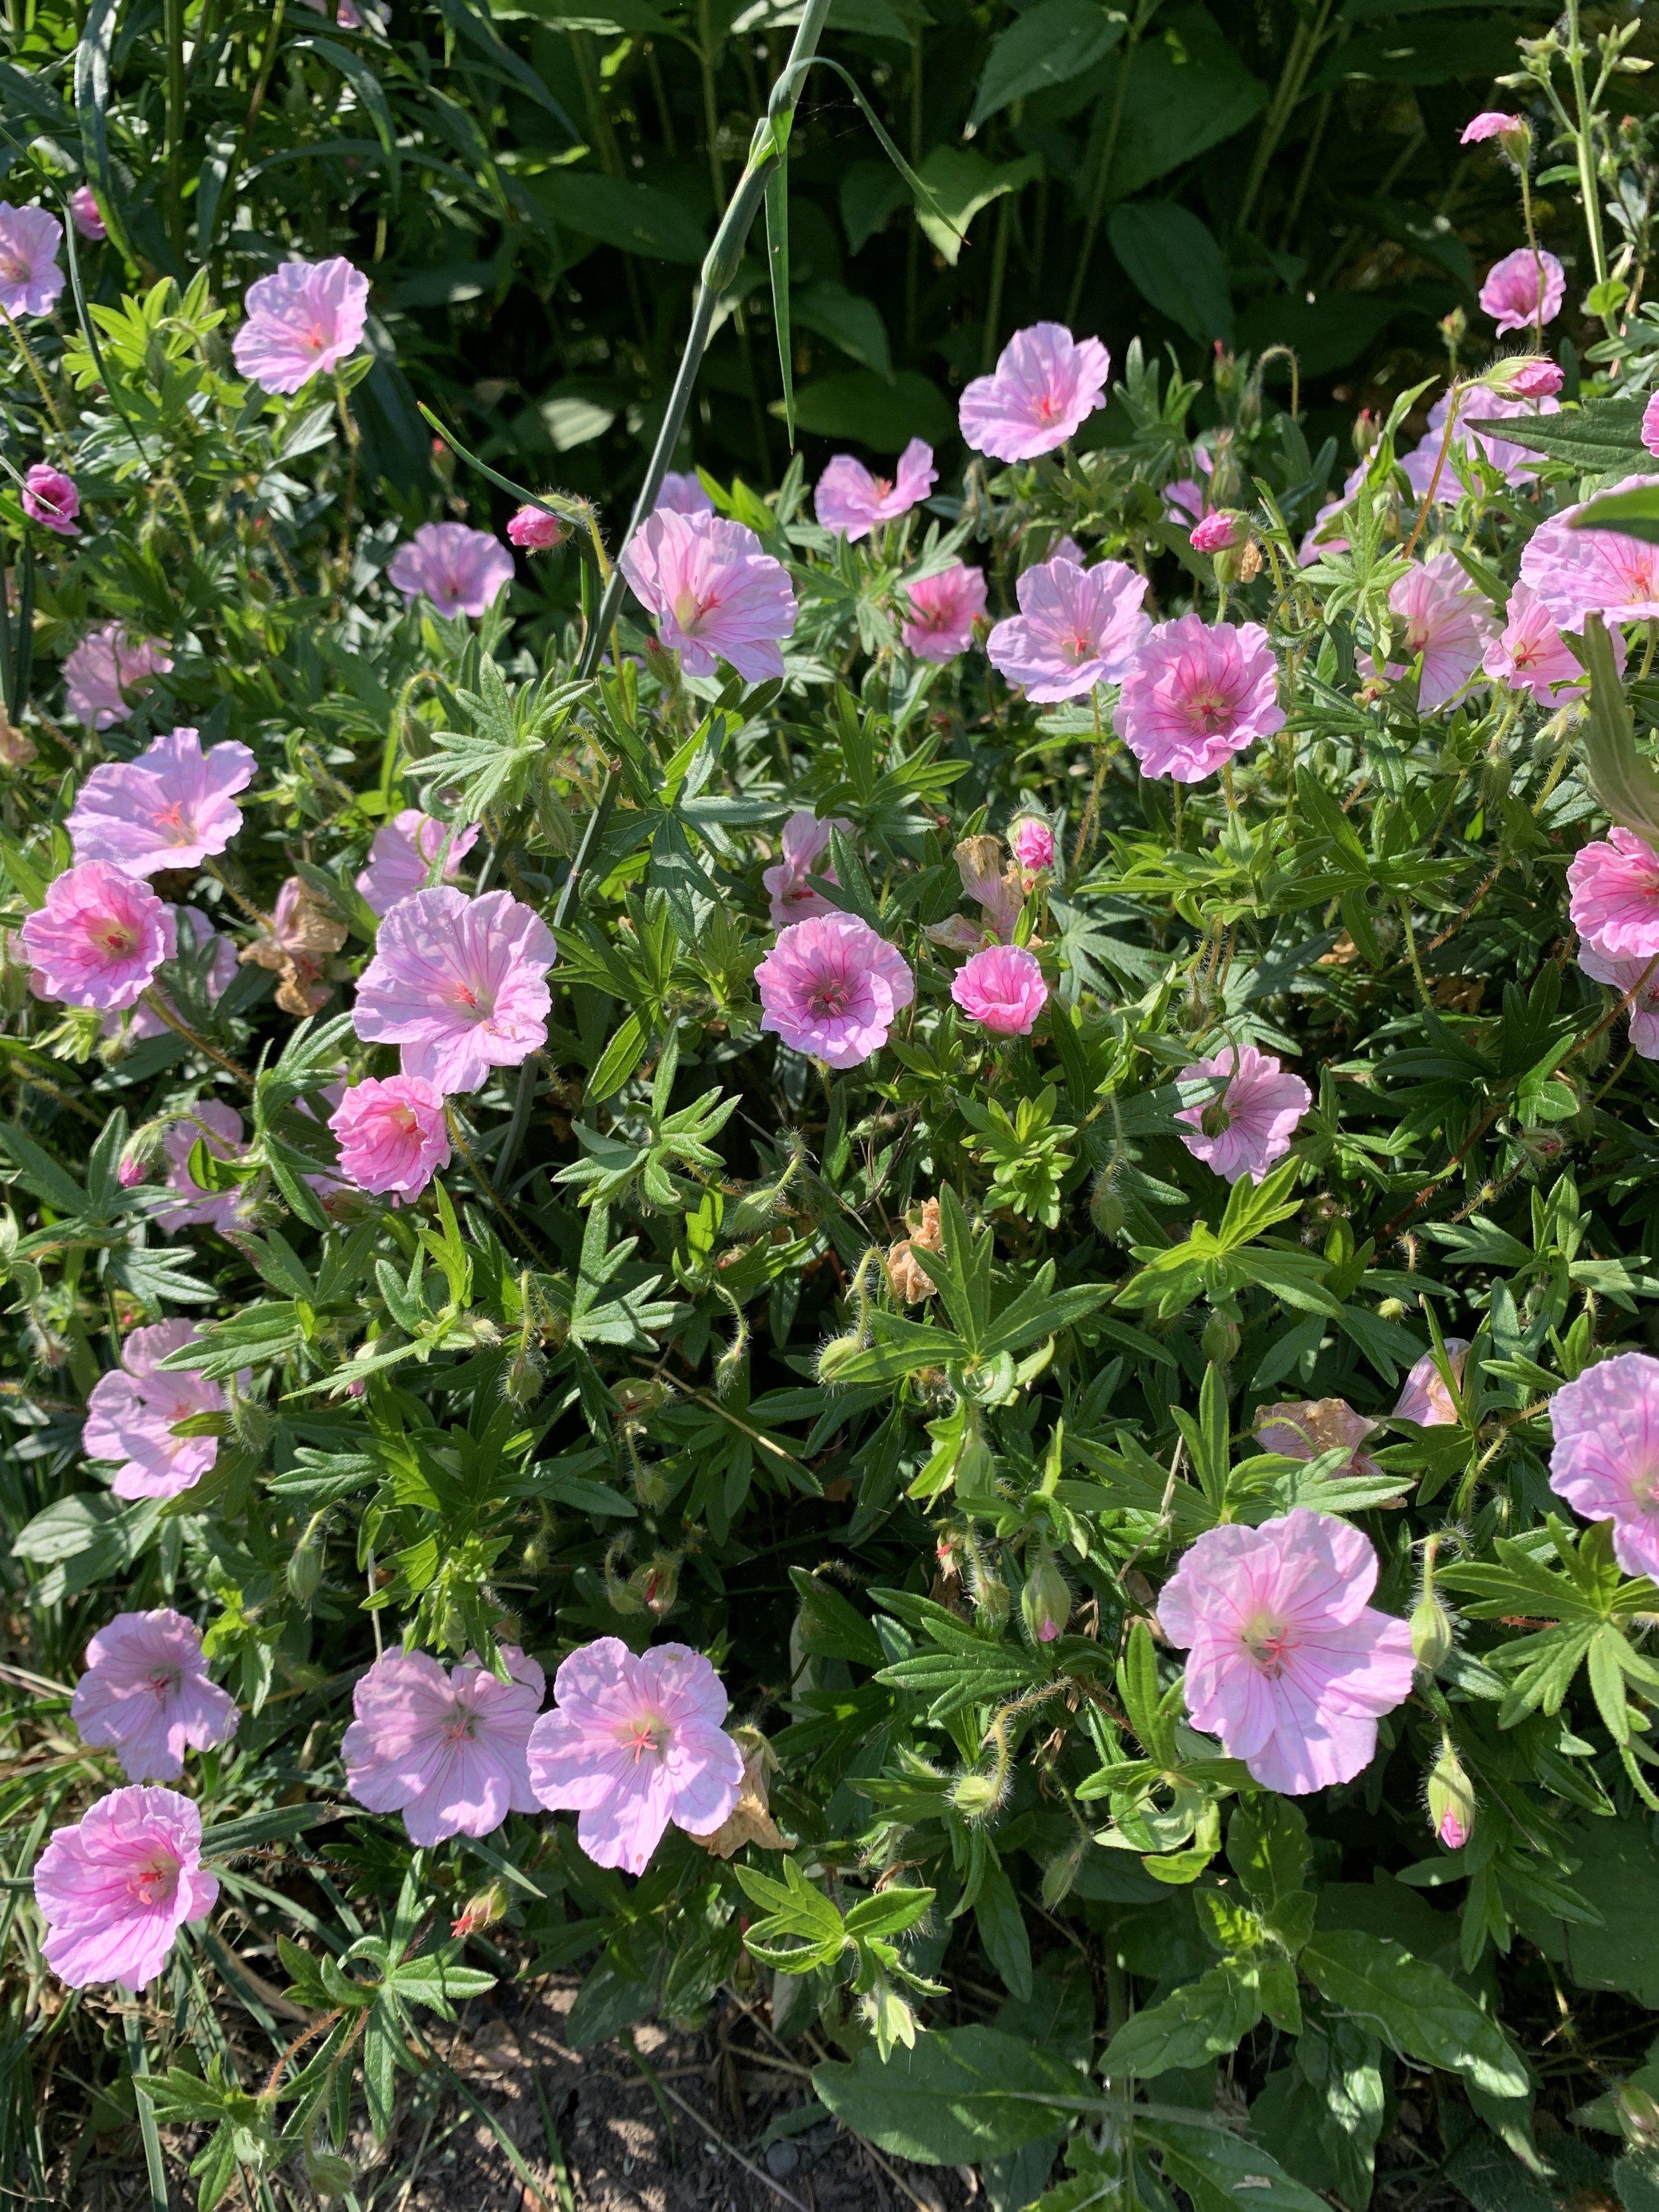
[886,1196,943,1302]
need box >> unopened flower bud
[1411,1587,1455,1672]
[305,2150,356,2201]
[631,1552,679,1618]
[1089,1173,1124,1242]
[950,1771,1003,1821]
[1617,2083,1659,2151]
[816,1333,863,1383]
[452,1878,511,1937]
[287,1532,323,1604]
[1190,510,1245,555]
[1427,1737,1475,1850]
[504,1349,544,1407]
[1009,815,1055,872]
[956,1426,999,1505]
[1482,353,1559,398]
[1352,408,1380,458]
[1021,1548,1072,1644]
[1200,1311,1240,1366]
[507,502,567,553]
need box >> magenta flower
[987,557,1149,703]
[1520,474,1659,628]
[113,905,238,1041]
[1382,553,1497,711]
[815,438,936,541]
[82,1320,227,1501]
[755,913,914,1069]
[901,563,987,663]
[23,863,175,1013]
[959,323,1110,463]
[343,1644,545,1846]
[655,471,715,516]
[232,256,369,394]
[23,463,78,536]
[1190,511,1244,554]
[0,202,64,316]
[159,1100,248,1233]
[1116,615,1284,782]
[527,1637,743,1876]
[35,1785,218,1990]
[72,1610,238,1783]
[329,1074,451,1201]
[1579,942,1659,1058]
[1568,828,1659,959]
[1461,110,1526,147]
[68,726,256,879]
[1511,359,1563,400]
[1484,581,1614,703]
[762,810,853,927]
[388,522,514,619]
[352,885,557,1096]
[354,808,480,916]
[68,186,106,242]
[62,625,173,729]
[1157,1509,1415,1795]
[1394,1339,1471,1428]
[507,504,565,552]
[952,943,1047,1037]
[620,508,798,682]
[1176,1043,1311,1184]
[1009,816,1054,872]
[1548,1352,1659,1578]
[1479,247,1564,334]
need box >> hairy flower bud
[451,1878,510,1937]
[1200,1311,1241,1366]
[1427,1736,1475,1850]
[1617,2083,1659,2152]
[1021,1547,1072,1643]
[816,1332,864,1383]
[1089,1173,1125,1242]
[305,2150,356,2201]
[1411,1539,1456,1674]
[950,1770,1003,1822]
[287,1531,324,1605]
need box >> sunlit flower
[815,438,936,540]
[343,1645,545,1846]
[1510,360,1562,400]
[159,1100,249,1234]
[82,1319,227,1501]
[1190,511,1244,554]
[1579,942,1659,1059]
[655,471,714,516]
[1382,553,1498,711]
[1484,581,1616,703]
[506,504,565,552]
[329,1074,451,1200]
[755,913,914,1069]
[232,256,369,394]
[762,810,853,927]
[1116,615,1283,780]
[1548,1351,1659,1578]
[1520,474,1659,628]
[1644,393,1659,463]
[901,563,987,662]
[1568,828,1659,959]
[113,905,238,1041]
[68,727,256,878]
[23,463,78,536]
[1479,247,1564,334]
[23,862,175,1012]
[1394,1339,1471,1427]
[1009,816,1054,872]
[620,508,798,681]
[388,523,514,619]
[951,943,1047,1037]
[960,323,1110,463]
[987,556,1149,703]
[72,1610,238,1783]
[34,1786,218,1989]
[352,885,557,1095]
[1461,111,1526,149]
[1176,1043,1310,1184]
[355,809,480,916]
[68,186,106,243]
[62,625,173,729]
[0,202,64,316]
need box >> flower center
[1064,630,1092,662]
[153,799,196,842]
[672,587,716,636]
[446,978,495,1020]
[622,1716,667,1765]
[1188,688,1234,735]
[94,918,139,959]
[0,247,29,285]
[388,1104,419,1135]
[148,1667,182,1698]
[1036,393,1058,421]
[808,977,852,1018]
[303,319,330,353]
[443,1704,478,1746]
[127,1852,180,1908]
[1240,1610,1295,1674]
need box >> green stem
[163,0,186,259]
[1236,0,1333,242]
[906,27,922,354]
[1563,0,1610,297]
[981,191,1014,371]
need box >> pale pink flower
[507,504,565,552]
[1401,391,1557,501]
[1009,816,1054,872]
[1643,392,1659,461]
[1190,511,1243,554]
[1176,1042,1310,1184]
[1522,473,1659,628]
[159,1100,248,1233]
[1510,360,1563,400]
[355,809,480,915]
[388,523,514,619]
[755,913,914,1069]
[1479,247,1564,334]
[815,438,936,540]
[960,323,1110,463]
[68,727,256,878]
[1394,1339,1471,1427]
[762,810,853,926]
[1548,1351,1659,1578]
[1157,1509,1415,1795]
[34,1786,217,1989]
[68,186,106,243]
[1382,553,1498,711]
[62,625,173,729]
[1255,1398,1384,1483]
[232,256,368,394]
[72,1610,238,1783]
[901,563,987,662]
[1117,615,1283,781]
[527,1637,743,1876]
[1461,111,1525,147]
[1164,450,1214,526]
[620,509,797,681]
[655,471,715,516]
[1579,942,1659,1058]
[343,1645,545,1846]
[82,1320,226,1501]
[1297,461,1370,567]
[112,906,238,1041]
[952,944,1047,1037]
[1484,581,1617,703]
[0,203,64,316]
[352,885,557,1096]
[1568,828,1659,959]
[23,463,78,536]
[23,863,175,1013]
[329,1074,451,1200]
[987,557,1149,703]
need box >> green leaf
[783,368,955,449]
[912,146,1041,267]
[1579,612,1659,840]
[528,169,708,263]
[1108,201,1232,344]
[1469,394,1645,472]
[974,1858,1034,2002]
[587,1011,648,1103]
[1100,1961,1263,2079]
[1145,2118,1331,2212]
[765,140,794,444]
[813,2025,1090,2163]
[969,0,1123,125]
[792,281,892,378]
[1299,1930,1529,2101]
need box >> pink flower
[1382,553,1497,711]
[1009,816,1054,872]
[355,809,480,915]
[23,863,175,1012]
[329,1074,451,1200]
[762,810,853,926]
[23,463,78,536]
[620,509,798,681]
[1164,451,1214,526]
[1522,475,1659,628]
[352,885,557,1095]
[1548,1351,1659,1578]
[62,625,173,729]
[951,943,1047,1037]
[815,438,936,540]
[1157,1509,1415,1795]
[68,726,256,878]
[1643,392,1659,461]
[987,557,1149,703]
[1568,828,1659,958]
[159,1100,248,1233]
[959,323,1110,463]
[1394,1339,1471,1427]
[1510,359,1563,399]
[388,523,514,619]
[342,1645,545,1846]
[527,1637,743,1876]
[1176,1043,1311,1184]
[232,256,369,394]
[1579,942,1659,1058]
[1402,391,1557,502]
[1461,110,1525,147]
[1479,248,1564,334]
[901,563,987,662]
[655,471,714,516]
[82,1320,226,1501]
[297,0,368,25]
[72,1610,238,1783]
[507,504,565,552]
[112,906,238,1041]
[1484,581,1616,703]
[755,913,914,1069]
[1255,1398,1384,1482]
[1116,615,1284,782]
[34,1786,218,1989]
[0,203,64,316]
[68,186,106,242]
[1190,511,1243,554]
